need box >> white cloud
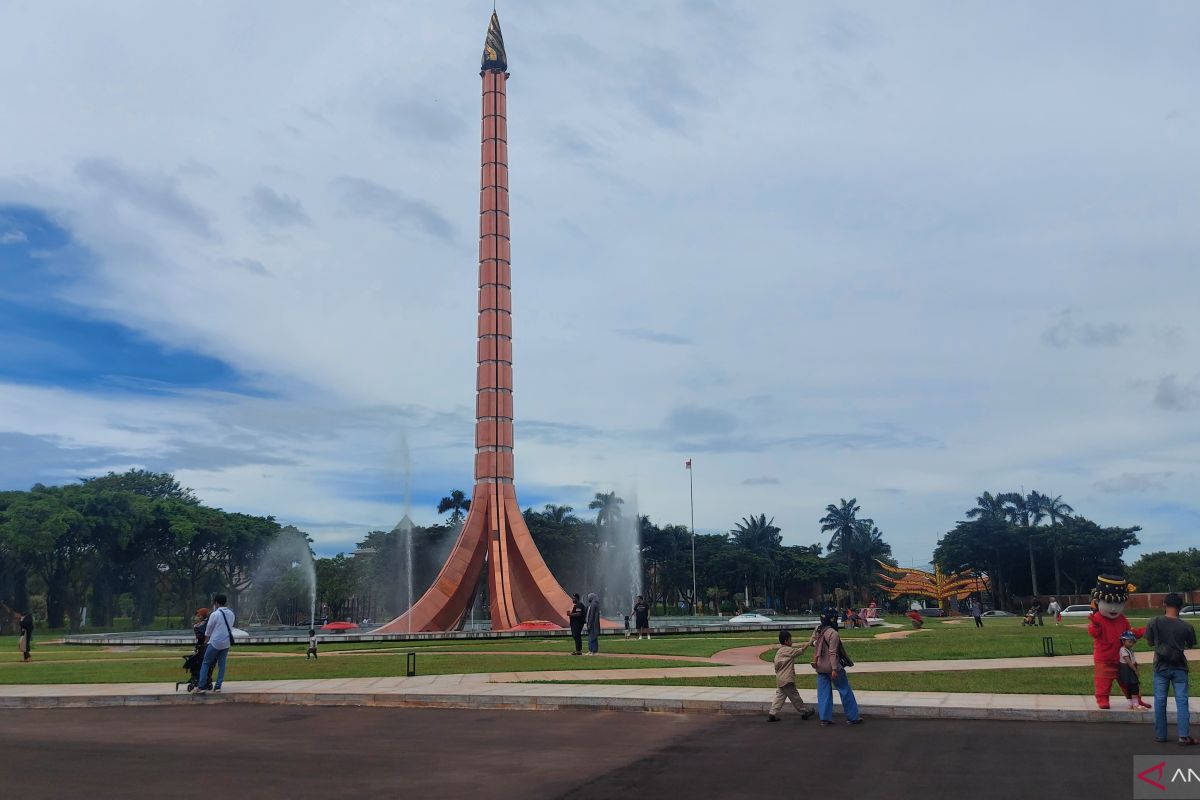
[0,2,1198,562]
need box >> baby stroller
[177,608,215,692]
[177,646,213,692]
[1021,608,1038,626]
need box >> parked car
[728,613,773,624]
[1059,604,1093,618]
[981,610,1014,617]
[1180,606,1200,616]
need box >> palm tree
[1042,494,1075,596]
[541,504,578,528]
[436,490,471,526]
[965,492,1008,522]
[819,498,872,602]
[1002,491,1047,598]
[851,521,892,592]
[588,492,624,528]
[731,514,783,607]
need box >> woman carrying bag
[811,607,863,726]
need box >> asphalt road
[0,705,1165,799]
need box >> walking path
[0,673,1193,725]
[0,644,1189,724]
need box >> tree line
[0,470,285,631]
[316,492,895,620]
[2,471,1180,629]
[933,490,1146,605]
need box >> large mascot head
[1091,574,1135,620]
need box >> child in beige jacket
[768,630,815,722]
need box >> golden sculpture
[875,561,988,602]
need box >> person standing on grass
[306,629,318,660]
[633,595,651,640]
[1032,598,1044,626]
[195,594,236,695]
[767,630,814,722]
[585,592,601,656]
[567,593,586,655]
[16,609,33,662]
[811,607,863,726]
[971,598,983,628]
[1047,597,1062,626]
[1145,592,1197,745]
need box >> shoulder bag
[218,608,235,648]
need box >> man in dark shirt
[567,593,586,655]
[1145,593,1197,745]
[632,595,651,640]
[18,610,33,662]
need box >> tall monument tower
[376,12,576,632]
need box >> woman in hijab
[585,593,601,656]
[811,607,863,726]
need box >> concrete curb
[0,688,1194,725]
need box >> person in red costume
[1087,575,1144,709]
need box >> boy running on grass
[768,629,815,722]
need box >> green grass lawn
[0,651,712,685]
[758,618,1109,662]
[534,666,1200,696]
[245,633,779,658]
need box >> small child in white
[307,629,318,660]
[1118,630,1150,709]
[623,615,631,639]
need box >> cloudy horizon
[1,1,1197,562]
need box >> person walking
[585,592,601,656]
[633,595,651,640]
[195,594,236,695]
[811,607,862,726]
[1145,592,1197,745]
[567,593,586,655]
[971,598,984,629]
[767,630,815,722]
[16,609,33,662]
[1047,597,1062,626]
[1032,598,1044,626]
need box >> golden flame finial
[481,11,507,72]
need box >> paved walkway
[1,645,1189,724]
[0,673,1193,725]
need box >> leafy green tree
[1,486,93,630]
[1128,550,1200,593]
[1054,517,1140,595]
[731,514,782,607]
[935,517,1023,609]
[315,554,357,620]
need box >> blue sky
[1,1,1198,560]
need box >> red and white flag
[685,459,692,470]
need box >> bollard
[1042,636,1055,657]
[406,651,417,677]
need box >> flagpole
[688,459,697,615]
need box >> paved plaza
[0,705,1156,799]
